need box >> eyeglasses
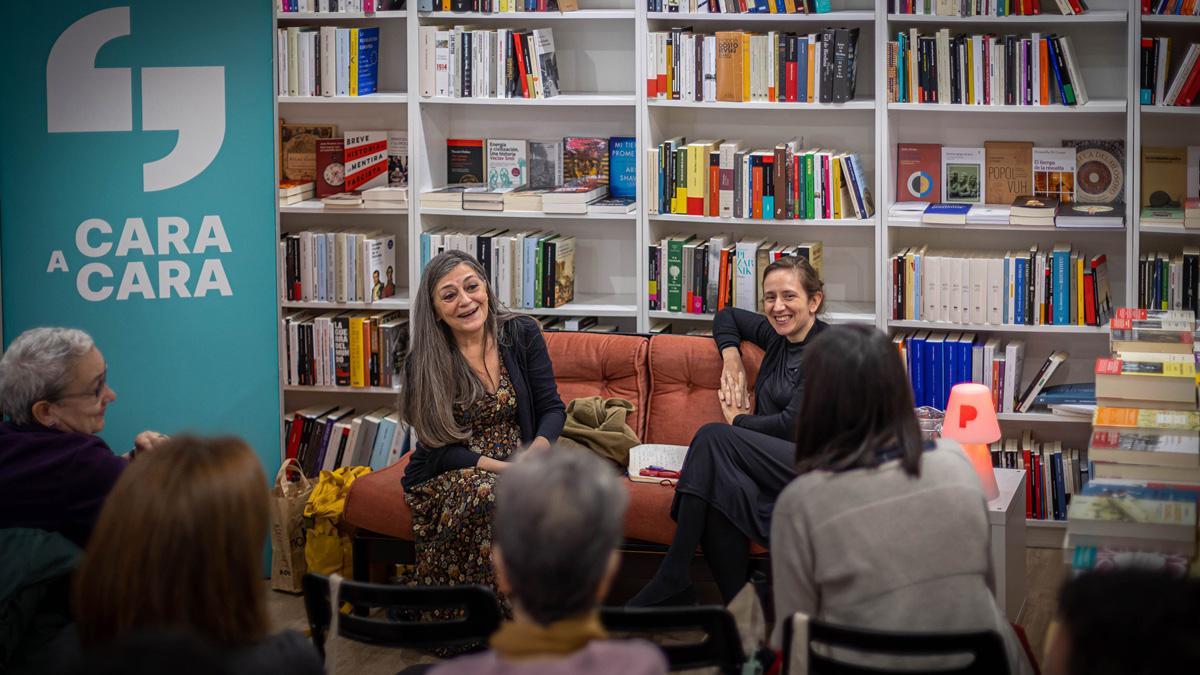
[55,376,108,405]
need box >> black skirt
[670,421,797,547]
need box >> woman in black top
[630,255,826,606]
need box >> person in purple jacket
[0,327,168,546]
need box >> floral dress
[404,363,520,606]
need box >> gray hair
[0,327,96,425]
[400,250,517,447]
[494,447,628,625]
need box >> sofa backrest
[644,335,764,446]
[543,332,650,439]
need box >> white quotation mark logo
[46,7,225,192]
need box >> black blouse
[712,308,828,441]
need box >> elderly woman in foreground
[0,327,167,545]
[430,448,667,675]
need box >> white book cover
[419,26,436,98]
[336,28,350,97]
[923,255,940,322]
[434,30,450,97]
[387,131,408,188]
[1003,340,1025,413]
[344,131,388,191]
[734,238,765,310]
[1058,36,1089,105]
[487,139,528,191]
[987,257,1004,325]
[363,235,396,301]
[277,30,288,97]
[320,26,336,97]
[1188,146,1200,199]
[939,254,952,322]
[534,28,560,98]
[1031,34,1041,106]
[647,32,658,96]
[948,255,963,322]
[942,147,986,204]
[970,256,988,325]
[1033,147,1076,203]
[960,253,971,324]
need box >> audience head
[493,447,627,625]
[403,250,514,447]
[760,255,824,342]
[793,324,923,476]
[1046,569,1200,675]
[0,326,115,433]
[74,435,270,649]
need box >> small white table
[988,468,1027,622]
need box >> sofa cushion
[343,454,412,540]
[544,332,650,439]
[644,335,764,446]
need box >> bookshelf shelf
[419,93,636,106]
[277,11,408,21]
[888,320,1108,335]
[886,11,1127,24]
[278,93,409,104]
[1139,105,1200,116]
[281,201,408,215]
[282,298,411,311]
[420,207,637,220]
[646,98,875,110]
[1026,519,1067,529]
[1141,15,1200,25]
[650,214,876,228]
[647,11,876,23]
[283,385,400,394]
[506,293,638,318]
[996,412,1091,424]
[418,10,635,21]
[887,100,1127,114]
[1139,225,1198,235]
[886,219,1126,233]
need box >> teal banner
[0,2,280,473]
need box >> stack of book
[363,186,408,209]
[989,430,1088,522]
[278,123,407,202]
[1065,478,1197,576]
[1033,382,1097,419]
[1143,1,1200,16]
[284,406,410,479]
[418,229,577,310]
[648,238,823,314]
[282,310,409,388]
[280,181,315,206]
[891,0,1089,15]
[648,138,873,221]
[646,28,859,104]
[887,30,1089,106]
[894,141,1126,221]
[281,231,399,303]
[276,26,380,97]
[417,26,561,99]
[423,0,572,12]
[1138,249,1200,313]
[888,245,1115,327]
[1140,41,1200,107]
[280,1,404,13]
[649,0,833,12]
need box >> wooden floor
[267,547,1068,674]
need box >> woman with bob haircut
[631,254,827,607]
[400,250,566,599]
[769,324,1032,674]
[72,435,323,674]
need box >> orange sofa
[342,332,766,578]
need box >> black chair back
[782,614,1010,675]
[302,573,503,658]
[600,605,745,674]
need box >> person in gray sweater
[769,325,1033,674]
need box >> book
[528,140,563,189]
[1063,139,1125,205]
[364,235,398,301]
[921,202,971,225]
[563,137,610,185]
[315,139,346,199]
[343,131,388,192]
[941,147,986,204]
[984,141,1034,207]
[447,138,485,184]
[965,205,1011,225]
[387,131,408,188]
[321,192,363,208]
[354,27,380,96]
[1094,357,1198,409]
[609,136,637,199]
[280,122,337,182]
[1033,383,1097,406]
[486,139,528,191]
[897,143,941,203]
[1033,147,1077,203]
[589,196,636,214]
[533,28,561,97]
[1141,146,1187,209]
[1017,350,1069,412]
[1011,195,1060,219]
[1089,428,1200,468]
[1055,201,1125,228]
[627,443,689,484]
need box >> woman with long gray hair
[399,250,566,602]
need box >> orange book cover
[709,158,720,217]
[741,34,751,103]
[665,41,673,101]
[807,41,816,101]
[1039,38,1050,104]
[715,32,742,102]
[751,162,763,219]
[717,250,730,309]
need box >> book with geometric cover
[1062,139,1125,205]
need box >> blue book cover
[523,234,540,309]
[356,27,379,97]
[1033,383,1096,405]
[1077,481,1199,505]
[1014,257,1027,324]
[369,418,395,471]
[1052,452,1067,520]
[923,203,972,217]
[420,231,430,270]
[946,335,960,391]
[909,333,927,408]
[1002,255,1010,323]
[957,334,974,385]
[1047,37,1069,105]
[751,0,769,12]
[925,334,945,410]
[609,137,636,199]
[1052,247,1070,325]
[763,195,775,220]
[314,234,327,301]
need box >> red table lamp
[941,383,1002,501]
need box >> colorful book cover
[280,122,337,182]
[447,138,485,184]
[315,138,345,198]
[355,27,380,96]
[563,136,610,185]
[552,236,576,308]
[387,131,408,188]
[1062,139,1125,204]
[941,147,985,204]
[1033,147,1077,203]
[984,141,1034,207]
[486,139,529,191]
[343,130,388,191]
[609,136,636,199]
[528,140,563,189]
[365,235,397,301]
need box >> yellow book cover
[808,40,816,101]
[1093,407,1200,430]
[784,0,797,12]
[1075,258,1084,325]
[831,157,843,219]
[687,144,701,208]
[965,43,973,105]
[349,29,360,96]
[741,33,751,102]
[768,0,777,12]
[349,317,365,387]
[904,250,916,320]
[666,42,673,101]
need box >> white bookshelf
[886,10,1127,24]
[647,10,876,22]
[278,93,410,104]
[419,10,636,20]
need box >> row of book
[418,228,578,310]
[992,431,1089,523]
[649,0,833,12]
[284,406,411,480]
[898,331,1035,412]
[889,245,1115,327]
[443,136,634,194]
[279,0,404,12]
[1097,312,1198,411]
[1143,0,1200,15]
[647,139,875,221]
[645,28,860,104]
[890,199,1124,228]
[421,182,632,213]
[890,0,1089,15]
[418,0,568,11]
[896,140,1123,207]
[278,121,408,194]
[537,316,624,333]
[887,30,1090,106]
[648,237,824,314]
[276,26,380,98]
[417,26,561,99]
[281,231,399,304]
[1138,249,1200,314]
[1140,41,1200,107]
[283,310,410,389]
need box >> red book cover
[1083,272,1097,325]
[717,250,729,310]
[1032,453,1042,519]
[1065,0,1084,13]
[1176,61,1200,106]
[316,139,345,198]
[343,131,388,192]
[786,59,797,102]
[751,162,763,219]
[286,416,305,460]
[1024,448,1033,518]
[896,143,941,204]
[709,159,720,217]
[513,32,530,98]
[647,72,657,98]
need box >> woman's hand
[133,430,169,455]
[719,348,750,423]
[525,436,551,454]
[477,457,510,474]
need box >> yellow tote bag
[303,466,371,577]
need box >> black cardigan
[401,315,566,490]
[712,308,827,441]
